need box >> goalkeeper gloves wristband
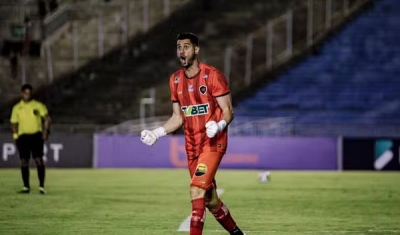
[205,120,227,138]
[140,127,167,146]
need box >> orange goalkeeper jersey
[169,62,230,159]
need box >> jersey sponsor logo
[199,85,207,95]
[202,74,208,79]
[188,85,194,92]
[181,103,209,117]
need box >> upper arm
[172,102,183,118]
[169,75,179,102]
[211,71,232,111]
[43,114,51,123]
[10,107,18,124]
[216,93,233,112]
[211,71,230,97]
[38,103,49,118]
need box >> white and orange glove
[205,120,227,138]
[140,127,167,146]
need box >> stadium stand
[0,0,304,127]
[0,0,189,113]
[233,0,400,136]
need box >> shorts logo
[195,163,208,177]
[181,103,209,117]
[199,85,207,95]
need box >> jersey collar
[183,62,202,79]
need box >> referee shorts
[16,132,44,159]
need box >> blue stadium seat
[234,0,400,133]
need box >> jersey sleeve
[169,75,179,103]
[38,102,49,117]
[211,71,230,97]
[10,106,18,124]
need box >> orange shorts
[188,152,224,190]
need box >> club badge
[199,85,207,95]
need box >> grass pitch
[0,169,399,235]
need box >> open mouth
[180,56,186,63]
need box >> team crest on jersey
[181,103,209,117]
[194,163,208,176]
[199,85,207,95]
[174,77,180,83]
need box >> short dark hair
[177,32,199,46]
[21,84,33,92]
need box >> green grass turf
[0,169,399,235]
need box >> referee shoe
[18,187,30,194]
[39,187,46,195]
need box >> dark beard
[181,54,196,68]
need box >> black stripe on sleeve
[213,91,230,98]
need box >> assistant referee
[10,84,51,194]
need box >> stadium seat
[234,0,400,135]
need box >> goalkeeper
[140,32,245,235]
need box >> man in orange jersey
[141,32,245,235]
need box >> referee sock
[21,166,30,188]
[36,165,45,188]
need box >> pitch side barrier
[0,133,92,168]
[3,133,399,170]
[342,137,400,171]
[93,134,338,170]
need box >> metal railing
[294,124,400,137]
[42,3,71,41]
[49,0,189,76]
[229,117,295,136]
[101,115,170,134]
[224,0,371,88]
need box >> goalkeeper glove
[205,120,227,138]
[140,127,167,146]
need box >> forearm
[215,94,234,127]
[163,114,183,134]
[220,108,234,126]
[11,123,18,139]
[11,123,18,134]
[43,119,51,132]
